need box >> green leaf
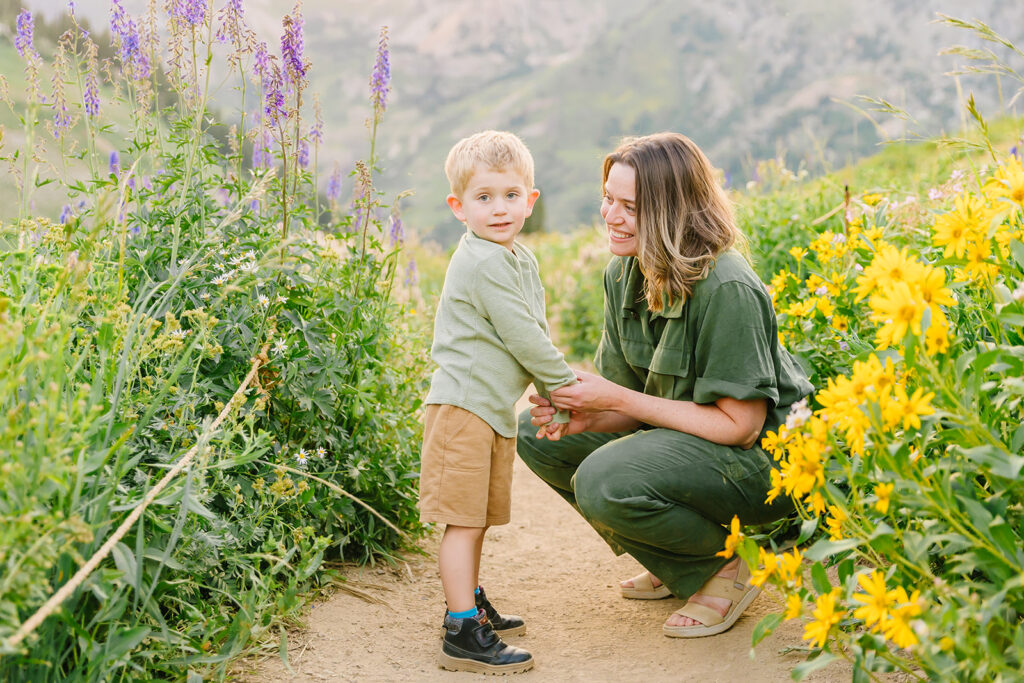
[278,625,292,673]
[811,562,832,594]
[110,542,140,592]
[751,612,784,647]
[961,445,1024,480]
[804,537,861,561]
[101,625,150,662]
[837,558,855,586]
[795,517,819,546]
[1011,424,1024,454]
[1010,239,1024,270]
[792,652,838,680]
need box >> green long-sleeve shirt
[425,230,577,437]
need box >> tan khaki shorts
[418,404,515,527]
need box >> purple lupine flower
[68,1,76,14]
[1012,145,1020,160]
[82,38,101,116]
[280,4,307,87]
[50,45,73,137]
[297,139,310,168]
[388,215,404,246]
[60,205,73,224]
[326,163,342,202]
[171,0,207,27]
[216,0,244,42]
[404,259,418,287]
[253,41,271,82]
[369,26,391,114]
[15,10,36,59]
[109,150,120,177]
[110,0,151,79]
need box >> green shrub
[0,5,425,680]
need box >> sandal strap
[673,602,725,628]
[630,573,656,592]
[699,575,748,603]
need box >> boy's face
[447,165,539,251]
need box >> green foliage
[0,5,425,681]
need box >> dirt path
[238,392,849,682]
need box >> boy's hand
[527,393,584,440]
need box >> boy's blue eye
[478,194,489,201]
[506,192,518,200]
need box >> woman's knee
[573,453,633,524]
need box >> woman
[517,132,812,637]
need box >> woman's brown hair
[602,132,743,311]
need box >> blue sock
[474,586,481,595]
[449,607,477,620]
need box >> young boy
[420,130,577,674]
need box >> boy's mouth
[490,222,513,229]
[608,229,633,240]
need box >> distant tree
[523,194,546,234]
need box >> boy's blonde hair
[445,130,535,198]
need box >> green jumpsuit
[516,250,813,599]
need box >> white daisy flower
[295,449,308,467]
[316,447,327,459]
[258,294,270,307]
[273,339,288,354]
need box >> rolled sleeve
[692,282,780,407]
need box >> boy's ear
[447,194,466,222]
[524,188,540,215]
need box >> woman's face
[600,162,638,257]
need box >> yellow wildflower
[761,429,786,460]
[716,515,743,559]
[750,547,779,587]
[785,299,816,317]
[882,586,923,649]
[964,239,999,282]
[891,385,935,431]
[870,281,927,348]
[789,246,808,262]
[925,310,951,356]
[984,155,1024,215]
[852,570,890,629]
[874,482,894,514]
[808,491,827,516]
[862,192,884,206]
[784,593,803,621]
[815,296,836,318]
[776,549,804,587]
[803,589,844,648]
[932,193,988,259]
[826,504,847,540]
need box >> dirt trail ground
[239,392,849,682]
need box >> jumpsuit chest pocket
[621,339,692,400]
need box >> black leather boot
[438,610,534,674]
[476,585,527,637]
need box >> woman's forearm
[607,385,765,448]
[582,410,643,433]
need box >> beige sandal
[620,571,672,600]
[662,562,760,638]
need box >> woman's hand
[527,393,587,441]
[549,370,625,413]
